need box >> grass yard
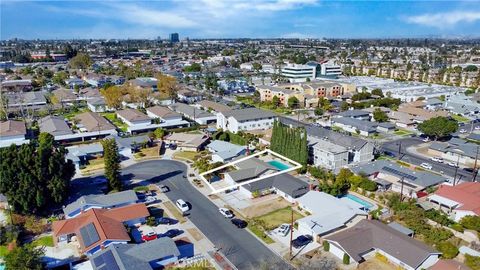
[247,223,275,244]
[134,146,160,159]
[0,245,9,258]
[394,129,413,136]
[451,114,470,123]
[32,235,54,247]
[80,157,105,174]
[101,112,128,132]
[172,151,200,161]
[162,201,187,223]
[255,206,304,230]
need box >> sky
[1,0,480,40]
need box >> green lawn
[63,108,88,120]
[32,236,54,247]
[247,223,275,244]
[173,151,200,161]
[394,129,413,136]
[101,112,128,132]
[0,245,9,258]
[255,206,304,229]
[451,114,470,123]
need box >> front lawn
[32,235,54,247]
[101,112,128,132]
[134,146,160,159]
[394,129,413,136]
[80,157,105,174]
[247,223,275,244]
[451,114,470,123]
[173,151,200,161]
[254,206,304,230]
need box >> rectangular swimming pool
[268,160,290,170]
[343,194,374,210]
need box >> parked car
[219,208,234,218]
[157,217,177,225]
[475,126,480,130]
[422,137,430,142]
[276,224,291,236]
[161,229,183,238]
[176,199,189,213]
[460,129,467,134]
[420,163,433,170]
[430,157,443,163]
[291,235,313,249]
[447,161,458,167]
[142,231,157,242]
[158,184,170,193]
[231,218,247,228]
[145,196,157,205]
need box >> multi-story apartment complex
[217,108,276,133]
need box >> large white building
[319,60,342,77]
[217,108,276,133]
[281,63,316,83]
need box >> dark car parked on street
[231,218,248,228]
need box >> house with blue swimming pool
[295,191,368,240]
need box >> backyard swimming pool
[343,194,374,210]
[268,160,290,170]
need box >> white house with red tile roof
[427,182,480,222]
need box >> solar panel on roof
[79,222,100,248]
[93,250,120,270]
[382,166,417,181]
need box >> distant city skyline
[1,0,480,40]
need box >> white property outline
[199,149,303,194]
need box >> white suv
[430,157,443,163]
[420,163,433,170]
[175,199,189,213]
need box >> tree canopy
[373,108,389,122]
[417,116,458,139]
[5,244,44,270]
[270,121,308,168]
[183,63,202,72]
[0,133,75,214]
[102,138,122,192]
[157,74,179,101]
[68,53,92,69]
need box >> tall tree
[0,133,74,214]
[102,138,122,191]
[373,108,389,122]
[157,74,179,101]
[68,53,92,69]
[5,244,44,270]
[101,86,125,110]
[418,116,458,140]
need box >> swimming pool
[268,160,290,170]
[343,194,374,210]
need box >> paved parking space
[218,190,251,209]
[269,229,320,257]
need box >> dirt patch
[186,228,203,241]
[242,197,290,218]
[162,201,187,223]
[357,257,397,270]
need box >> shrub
[465,254,480,270]
[450,223,464,233]
[146,216,156,227]
[323,241,330,251]
[437,241,459,259]
[343,253,350,264]
[133,186,150,192]
[460,215,480,232]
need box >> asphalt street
[122,160,289,270]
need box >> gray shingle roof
[90,238,181,270]
[38,115,73,136]
[326,220,439,269]
[169,103,214,119]
[63,190,138,217]
[222,108,275,122]
[242,173,309,197]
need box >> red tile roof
[434,182,480,215]
[53,203,149,253]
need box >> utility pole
[472,145,479,182]
[398,142,402,157]
[289,204,294,260]
[453,155,461,186]
[400,177,405,202]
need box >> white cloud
[404,10,480,28]
[281,32,311,38]
[234,0,318,11]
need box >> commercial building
[281,63,316,83]
[169,33,179,43]
[217,108,276,133]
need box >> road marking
[168,179,179,190]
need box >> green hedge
[323,241,330,251]
[343,253,350,264]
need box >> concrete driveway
[121,160,290,270]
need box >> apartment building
[256,86,306,108]
[217,108,276,133]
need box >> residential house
[325,220,440,270]
[240,173,309,203]
[113,135,152,157]
[337,110,371,120]
[217,108,276,133]
[170,102,216,125]
[164,132,209,152]
[66,143,103,171]
[0,120,29,147]
[444,94,480,118]
[295,191,367,239]
[427,182,480,222]
[52,88,81,105]
[5,91,47,112]
[196,100,232,113]
[351,160,446,197]
[65,78,86,89]
[308,136,349,171]
[146,106,190,129]
[428,138,478,167]
[0,79,32,92]
[206,140,247,163]
[89,238,186,270]
[331,117,378,136]
[39,115,74,139]
[87,97,109,113]
[62,190,139,219]
[130,77,158,91]
[53,204,149,255]
[73,112,117,140]
[177,89,202,103]
[117,109,153,134]
[223,157,279,184]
